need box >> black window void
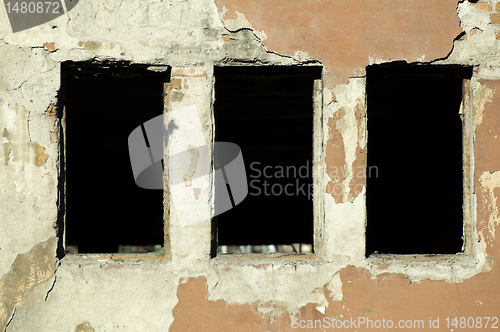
[213,66,321,255]
[61,62,168,254]
[365,63,473,256]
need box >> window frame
[58,61,171,260]
[210,64,325,259]
[365,68,476,262]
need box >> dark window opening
[365,63,473,256]
[61,61,168,254]
[213,66,321,255]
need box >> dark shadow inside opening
[365,63,472,256]
[213,66,321,254]
[62,61,168,254]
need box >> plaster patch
[325,112,345,203]
[348,104,367,201]
[324,272,343,302]
[171,91,184,102]
[473,84,494,128]
[479,170,500,241]
[324,186,366,260]
[34,144,48,166]
[336,106,358,202]
[78,40,123,54]
[368,54,386,65]
[172,66,208,77]
[170,277,268,332]
[193,188,201,200]
[0,237,57,332]
[1,104,49,166]
[43,42,56,52]
[45,104,58,117]
[75,321,95,332]
[293,51,312,62]
[328,78,366,202]
[2,128,48,166]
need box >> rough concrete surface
[0,0,499,331]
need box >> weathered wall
[215,0,462,88]
[0,0,499,331]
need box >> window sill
[61,252,170,263]
[212,253,320,264]
[367,252,492,282]
[369,253,465,262]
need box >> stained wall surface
[0,0,499,331]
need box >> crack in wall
[3,307,15,332]
[44,276,57,301]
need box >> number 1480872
[445,317,499,329]
[5,2,60,14]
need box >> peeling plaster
[172,262,500,331]
[348,104,367,200]
[0,237,56,332]
[214,0,462,88]
[1,104,49,166]
[325,112,346,203]
[475,79,500,256]
[0,0,499,330]
[170,277,267,332]
[216,4,267,42]
[479,171,500,241]
[324,78,366,203]
[473,84,494,128]
[479,171,500,240]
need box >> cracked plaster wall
[0,0,499,331]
